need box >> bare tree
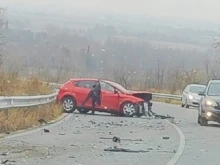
[112,65,132,89]
[0,7,6,68]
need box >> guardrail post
[10,99,13,107]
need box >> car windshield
[189,85,206,93]
[207,83,220,96]
[108,81,129,94]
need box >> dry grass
[0,72,63,134]
[0,103,63,133]
[0,72,52,96]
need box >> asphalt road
[0,106,179,165]
[155,102,220,165]
[1,102,219,165]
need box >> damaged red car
[57,78,153,117]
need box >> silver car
[181,84,206,108]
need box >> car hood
[127,90,152,101]
[189,92,201,100]
[207,96,220,103]
[129,90,152,94]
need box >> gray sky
[1,0,220,22]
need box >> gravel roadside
[0,112,179,165]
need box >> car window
[100,81,115,92]
[207,83,220,96]
[74,80,96,89]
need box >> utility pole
[85,45,90,76]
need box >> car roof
[209,80,220,83]
[188,84,206,87]
[70,78,115,83]
[70,78,98,81]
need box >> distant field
[150,40,209,51]
[112,35,209,51]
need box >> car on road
[57,78,153,117]
[198,79,220,126]
[181,84,206,108]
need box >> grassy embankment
[0,73,62,134]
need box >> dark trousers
[82,91,99,114]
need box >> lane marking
[166,120,185,165]
[4,113,73,140]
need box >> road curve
[155,102,220,165]
[0,106,180,165]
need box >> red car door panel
[74,87,91,107]
[101,90,119,111]
[73,80,96,108]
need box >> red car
[57,78,153,117]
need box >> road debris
[43,129,50,133]
[104,147,149,153]
[1,159,16,164]
[154,114,174,119]
[100,137,143,142]
[0,152,10,156]
[70,144,79,148]
[38,119,47,124]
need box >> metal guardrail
[0,82,59,109]
[152,93,182,100]
[0,93,57,109]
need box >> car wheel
[181,103,184,107]
[62,96,76,113]
[184,99,189,108]
[181,98,184,107]
[121,102,136,117]
[78,108,90,114]
[200,116,208,126]
[197,115,200,124]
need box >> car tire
[120,102,136,117]
[197,115,200,124]
[62,96,76,113]
[181,102,184,107]
[200,116,208,126]
[78,108,90,114]
[184,99,189,108]
[181,98,184,107]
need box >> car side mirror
[114,89,119,94]
[198,91,204,96]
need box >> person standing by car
[81,80,101,114]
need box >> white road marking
[4,113,73,140]
[166,120,185,165]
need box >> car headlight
[206,112,212,117]
[188,94,193,100]
[205,99,217,106]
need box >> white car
[181,84,206,108]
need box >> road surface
[155,102,220,165]
[0,107,178,165]
[0,102,219,165]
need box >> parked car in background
[198,79,220,126]
[57,78,153,117]
[181,84,206,108]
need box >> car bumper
[136,101,153,115]
[201,110,220,122]
[188,98,200,106]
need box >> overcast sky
[1,0,220,23]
